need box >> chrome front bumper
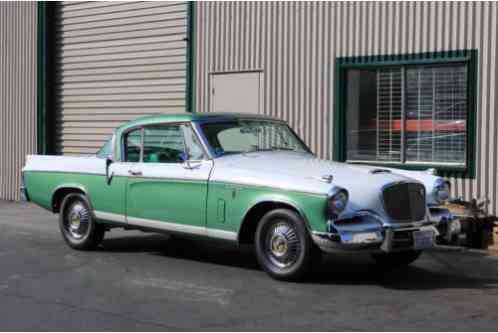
[311,212,439,254]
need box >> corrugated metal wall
[195,1,498,214]
[0,2,37,201]
[55,1,188,155]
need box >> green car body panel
[206,181,328,234]
[23,169,329,239]
[24,171,127,216]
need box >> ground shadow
[99,233,498,291]
[309,253,498,291]
[100,233,260,270]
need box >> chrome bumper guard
[311,212,439,254]
[429,207,460,242]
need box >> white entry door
[210,71,263,114]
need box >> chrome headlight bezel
[433,179,450,205]
[326,187,349,218]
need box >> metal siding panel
[0,2,37,201]
[59,2,185,23]
[195,1,498,214]
[56,1,188,156]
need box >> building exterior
[0,1,193,200]
[2,1,498,215]
[0,2,37,201]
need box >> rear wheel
[255,209,316,281]
[59,193,105,250]
[371,250,422,268]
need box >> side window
[96,137,112,159]
[124,129,142,162]
[182,125,205,160]
[143,125,185,163]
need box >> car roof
[116,112,283,133]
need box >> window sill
[346,160,470,177]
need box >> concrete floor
[1,200,498,331]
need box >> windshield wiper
[271,146,295,151]
[245,146,295,153]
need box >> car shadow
[99,234,498,291]
[100,233,260,270]
[309,253,498,291]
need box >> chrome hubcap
[265,221,301,268]
[65,202,89,239]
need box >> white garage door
[55,1,188,155]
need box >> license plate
[413,230,435,250]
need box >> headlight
[433,179,450,204]
[326,188,349,218]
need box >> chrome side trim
[94,210,237,241]
[94,211,126,223]
[210,180,328,197]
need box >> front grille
[382,182,426,222]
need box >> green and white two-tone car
[22,113,453,280]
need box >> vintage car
[22,113,455,280]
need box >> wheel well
[238,201,304,245]
[52,187,85,213]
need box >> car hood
[210,151,424,218]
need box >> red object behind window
[377,119,466,132]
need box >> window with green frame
[335,50,477,177]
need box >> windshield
[199,120,310,157]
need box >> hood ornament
[369,168,391,174]
[321,174,334,183]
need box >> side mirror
[181,152,202,170]
[105,155,114,185]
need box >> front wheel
[255,209,316,281]
[59,193,105,250]
[371,250,422,268]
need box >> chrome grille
[382,182,426,222]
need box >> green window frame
[334,49,477,179]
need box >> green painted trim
[36,2,56,155]
[334,49,478,179]
[36,2,46,154]
[186,1,196,113]
[333,59,346,162]
[463,49,478,180]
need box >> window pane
[346,68,402,162]
[125,129,142,162]
[143,125,185,163]
[96,137,112,159]
[182,125,205,160]
[405,65,467,164]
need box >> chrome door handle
[128,169,142,176]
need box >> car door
[89,134,130,222]
[124,123,213,231]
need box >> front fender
[232,186,330,238]
[240,193,314,232]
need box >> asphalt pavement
[1,200,498,331]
